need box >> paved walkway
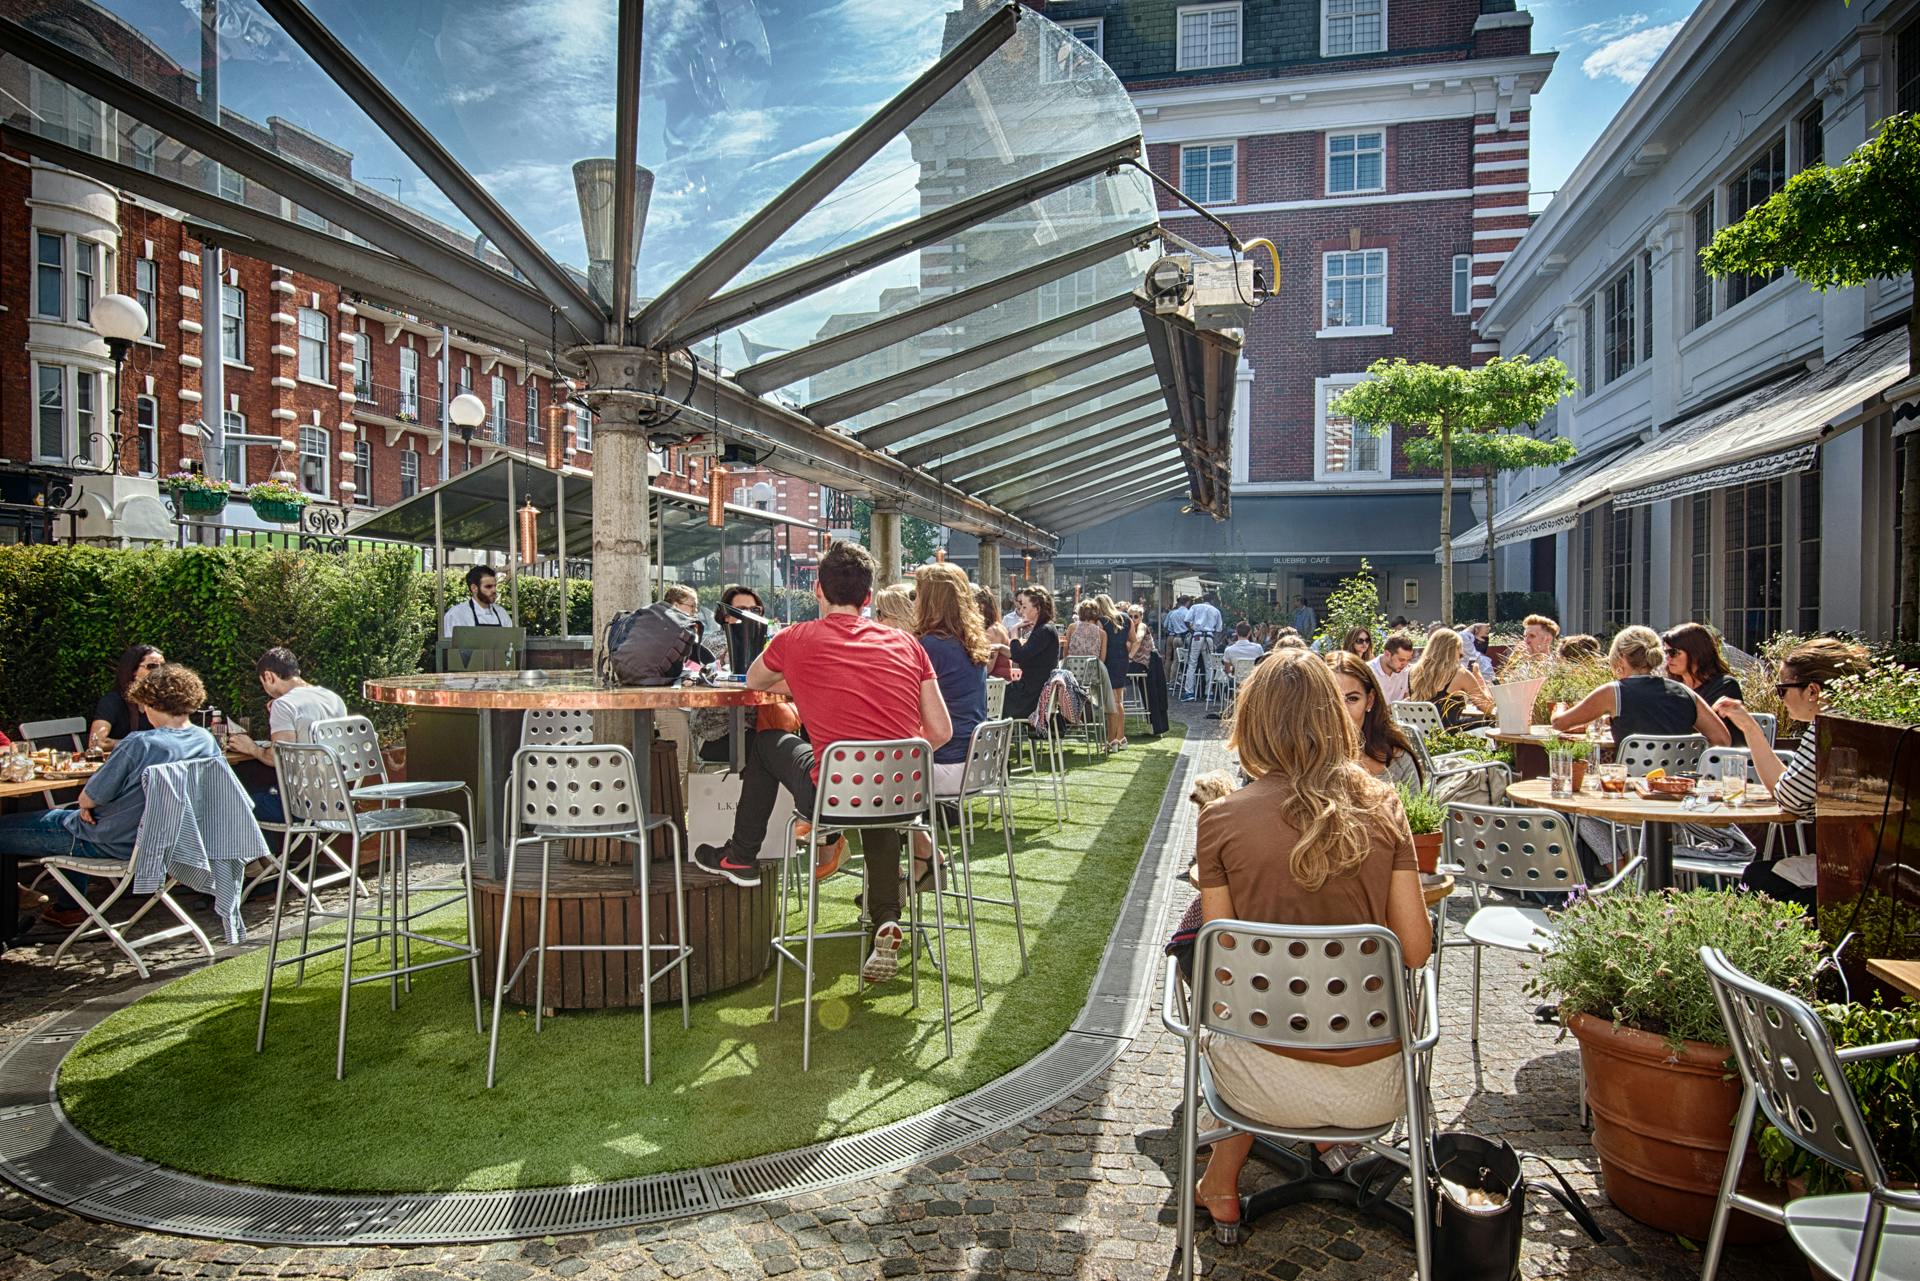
[0,707,1802,1281]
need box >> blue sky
[1525,2,1705,210]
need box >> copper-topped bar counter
[363,671,792,1010]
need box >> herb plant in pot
[1396,781,1444,874]
[1545,734,1593,791]
[1527,888,1824,1240]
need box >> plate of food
[1636,769,1696,800]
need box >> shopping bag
[686,769,794,862]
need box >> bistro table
[0,775,86,952]
[1508,777,1793,890]
[1866,958,1920,1002]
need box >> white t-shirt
[269,682,348,742]
[1370,654,1411,703]
[442,597,509,638]
[1222,639,1264,663]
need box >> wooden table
[1507,777,1793,890]
[1421,872,1455,908]
[0,774,85,953]
[1866,958,1920,1002]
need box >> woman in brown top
[1192,648,1432,1235]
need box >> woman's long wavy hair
[1092,592,1123,627]
[1407,628,1465,704]
[1228,649,1392,892]
[914,564,990,665]
[1326,650,1423,782]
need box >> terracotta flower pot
[1571,760,1589,791]
[1412,830,1442,874]
[1568,1011,1783,1242]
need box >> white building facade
[1475,0,1919,649]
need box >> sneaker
[692,842,761,888]
[861,920,905,983]
[793,822,848,881]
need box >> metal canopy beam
[821,330,1144,441]
[958,412,1167,490]
[1027,460,1187,515]
[943,392,1164,477]
[736,223,1154,394]
[814,300,1140,426]
[5,129,557,354]
[255,0,607,340]
[1031,475,1186,527]
[1054,484,1188,533]
[650,358,1055,549]
[0,26,576,345]
[661,137,1141,349]
[897,371,1158,464]
[1003,450,1182,509]
[609,0,644,331]
[633,2,1022,349]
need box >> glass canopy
[1,0,1237,539]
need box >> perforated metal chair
[519,709,595,747]
[1443,802,1644,1072]
[770,738,956,1071]
[927,718,1023,986]
[1402,727,1512,803]
[1202,652,1230,712]
[1007,684,1070,829]
[486,745,689,1087]
[1615,732,1709,777]
[984,676,1007,721]
[1123,670,1150,728]
[1061,655,1109,756]
[19,716,87,751]
[1163,921,1439,1279]
[1393,701,1445,739]
[1747,711,1778,747]
[307,713,472,913]
[257,743,481,1079]
[1699,946,1920,1281]
[1673,747,1759,883]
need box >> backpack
[601,603,711,687]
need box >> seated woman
[1662,622,1748,744]
[90,644,165,751]
[1327,651,1424,790]
[1003,587,1061,723]
[1191,649,1432,1238]
[1558,633,1603,662]
[1551,625,1730,747]
[871,583,916,631]
[1403,628,1494,727]
[974,585,1013,681]
[1063,599,1106,661]
[907,565,989,886]
[1341,627,1375,662]
[2,663,222,928]
[1714,638,1869,907]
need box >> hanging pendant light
[543,404,567,470]
[708,462,727,528]
[518,499,539,565]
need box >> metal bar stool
[258,743,482,1079]
[1060,656,1109,758]
[1007,685,1070,828]
[771,738,954,1071]
[928,718,1024,982]
[486,744,689,1087]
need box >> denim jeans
[251,788,285,824]
[0,809,119,906]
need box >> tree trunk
[1902,304,1920,641]
[1439,429,1454,627]
[1485,468,1499,625]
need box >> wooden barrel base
[474,856,774,1010]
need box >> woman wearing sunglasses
[88,644,166,751]
[1713,637,1869,822]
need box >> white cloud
[1564,12,1651,47]
[1581,20,1685,86]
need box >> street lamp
[449,391,488,442]
[92,292,149,467]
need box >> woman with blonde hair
[974,584,1012,680]
[1094,593,1130,750]
[871,583,916,631]
[1192,649,1432,1239]
[1551,625,1729,747]
[1404,628,1494,727]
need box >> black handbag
[1428,1132,1605,1281]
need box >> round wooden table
[363,672,792,1010]
[1507,777,1793,890]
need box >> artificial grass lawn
[59,726,1184,1193]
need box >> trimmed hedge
[0,545,428,740]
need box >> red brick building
[1036,0,1552,618]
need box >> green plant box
[173,489,228,514]
[252,497,307,524]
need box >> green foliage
[1545,734,1595,762]
[1457,592,1559,628]
[1212,556,1277,629]
[1395,779,1445,835]
[246,481,307,506]
[0,545,427,741]
[847,499,943,571]
[1533,653,1615,723]
[1527,888,1825,1051]
[1825,657,1920,725]
[1702,112,1920,298]
[162,471,226,496]
[1424,728,1503,763]
[1757,997,1920,1193]
[1316,559,1385,647]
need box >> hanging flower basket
[247,481,311,525]
[161,472,229,515]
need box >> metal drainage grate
[0,729,1209,1245]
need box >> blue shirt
[67,725,223,857]
[919,633,987,765]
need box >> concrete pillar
[869,503,902,588]
[1033,557,1055,591]
[977,537,1001,595]
[578,346,654,666]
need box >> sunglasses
[1774,681,1810,696]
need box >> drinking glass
[1719,759,1748,808]
[1549,750,1574,798]
[1829,747,1861,803]
[1600,763,1628,794]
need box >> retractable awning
[1455,328,1910,558]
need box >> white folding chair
[1202,652,1230,712]
[18,717,87,751]
[1699,946,1920,1281]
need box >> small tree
[1435,357,1578,624]
[1701,111,1920,638]
[1316,558,1386,648]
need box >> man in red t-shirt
[692,540,951,981]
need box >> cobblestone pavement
[0,707,1803,1281]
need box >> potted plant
[1528,888,1825,1239]
[1396,780,1444,874]
[1758,996,1920,1197]
[1545,734,1593,791]
[161,470,229,515]
[248,480,310,524]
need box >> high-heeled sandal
[1193,1190,1243,1245]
